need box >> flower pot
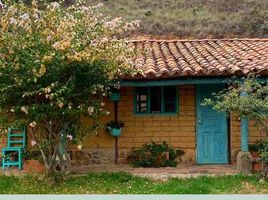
[253,162,262,172]
[109,92,120,101]
[109,128,122,137]
[250,151,260,158]
[23,159,46,174]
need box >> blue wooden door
[196,85,228,164]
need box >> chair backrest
[7,127,26,148]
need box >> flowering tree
[203,76,268,135]
[203,75,268,169]
[0,0,138,175]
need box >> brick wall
[0,85,261,165]
[230,114,261,162]
[0,135,6,156]
[81,85,262,165]
[82,85,196,164]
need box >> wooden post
[241,117,249,152]
[114,101,118,164]
[237,90,252,173]
[240,91,249,152]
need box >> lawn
[0,173,267,194]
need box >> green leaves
[127,141,184,168]
[203,75,268,128]
[0,0,137,175]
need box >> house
[1,38,267,168]
[70,38,268,167]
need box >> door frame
[195,84,229,164]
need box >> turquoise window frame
[134,86,178,115]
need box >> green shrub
[249,139,266,153]
[127,141,184,168]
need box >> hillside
[86,0,268,39]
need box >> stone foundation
[69,148,195,166]
[237,151,252,174]
[69,149,114,166]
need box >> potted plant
[105,121,124,137]
[109,89,120,101]
[249,140,266,172]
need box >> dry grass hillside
[85,0,268,39]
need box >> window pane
[163,86,177,112]
[136,87,148,113]
[150,86,161,113]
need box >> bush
[249,140,266,153]
[243,7,268,37]
[127,141,184,168]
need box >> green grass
[85,0,268,38]
[0,172,268,194]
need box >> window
[134,86,178,114]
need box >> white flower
[104,17,122,29]
[77,145,83,151]
[106,111,110,115]
[101,102,105,107]
[47,36,52,42]
[94,3,104,9]
[31,140,37,146]
[29,121,37,128]
[114,82,121,89]
[21,106,28,114]
[68,105,72,109]
[58,101,64,108]
[66,134,73,141]
[45,87,51,94]
[50,2,60,9]
[20,13,30,20]
[9,17,17,25]
[33,13,39,19]
[10,108,15,113]
[87,106,94,115]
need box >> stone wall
[70,149,114,166]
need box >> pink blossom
[31,140,37,146]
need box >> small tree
[0,0,138,176]
[203,75,268,171]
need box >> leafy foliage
[0,0,138,175]
[249,140,266,153]
[203,75,268,169]
[127,141,184,168]
[203,75,268,133]
[105,120,124,131]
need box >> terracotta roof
[126,38,268,79]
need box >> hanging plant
[105,121,124,137]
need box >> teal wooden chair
[2,127,26,170]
